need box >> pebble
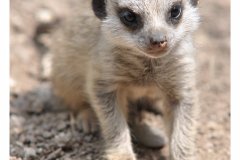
[42,131,53,139]
[57,122,67,131]
[84,135,93,142]
[24,147,36,158]
[54,132,71,146]
[36,148,43,154]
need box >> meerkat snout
[145,32,168,57]
[149,36,168,50]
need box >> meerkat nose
[159,40,167,48]
[149,37,167,50]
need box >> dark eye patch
[168,1,183,25]
[118,8,143,31]
[171,4,182,19]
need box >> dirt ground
[10,0,230,160]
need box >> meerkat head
[92,0,200,58]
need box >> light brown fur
[51,0,200,159]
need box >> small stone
[24,147,36,158]
[36,148,43,154]
[84,135,93,142]
[57,122,67,131]
[85,155,92,160]
[42,131,53,139]
[54,132,71,146]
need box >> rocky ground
[10,0,230,160]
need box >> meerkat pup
[51,0,200,159]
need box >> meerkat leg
[61,97,98,134]
[52,81,98,133]
[90,83,136,160]
[76,107,98,133]
[167,91,197,160]
[128,98,168,148]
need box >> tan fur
[51,0,200,159]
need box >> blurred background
[10,0,230,159]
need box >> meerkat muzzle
[147,38,168,56]
[149,37,168,50]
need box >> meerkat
[51,0,200,160]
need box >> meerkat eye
[122,11,136,22]
[118,8,143,30]
[170,4,183,22]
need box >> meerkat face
[92,0,200,58]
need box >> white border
[0,0,9,159]
[231,0,239,160]
[1,0,236,160]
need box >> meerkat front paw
[76,108,99,133]
[131,119,167,148]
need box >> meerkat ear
[190,0,199,7]
[92,0,107,19]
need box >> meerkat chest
[117,84,167,116]
[119,84,164,105]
